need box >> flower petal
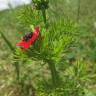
[16,41,30,49]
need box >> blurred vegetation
[0,0,96,96]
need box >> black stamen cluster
[23,32,33,42]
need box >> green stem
[14,62,20,81]
[47,60,60,88]
[0,32,20,82]
[77,0,81,23]
[0,31,14,52]
[41,9,47,28]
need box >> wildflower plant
[17,19,76,82]
[0,0,80,95]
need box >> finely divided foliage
[0,0,96,96]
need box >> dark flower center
[23,32,33,42]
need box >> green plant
[0,1,82,96]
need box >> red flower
[16,27,40,50]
